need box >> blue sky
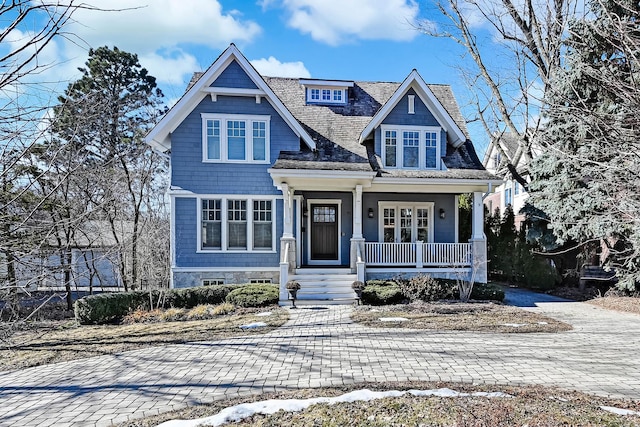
[4,0,499,154]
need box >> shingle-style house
[146,44,501,304]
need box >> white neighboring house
[482,132,537,228]
[1,221,126,292]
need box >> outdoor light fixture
[368,208,374,218]
[439,208,446,219]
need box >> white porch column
[471,191,484,240]
[279,183,296,301]
[350,185,366,274]
[353,185,363,238]
[281,183,294,238]
[470,191,487,283]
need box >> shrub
[160,307,185,322]
[399,274,456,302]
[186,304,214,320]
[74,284,244,325]
[524,257,560,291]
[212,302,235,315]
[361,280,404,305]
[470,283,505,301]
[435,279,505,302]
[225,284,279,307]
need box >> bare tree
[421,0,578,188]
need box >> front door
[310,204,339,261]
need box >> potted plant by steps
[286,280,301,308]
[352,281,365,305]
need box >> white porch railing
[364,242,471,267]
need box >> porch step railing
[364,242,471,267]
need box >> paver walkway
[2,290,640,426]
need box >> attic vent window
[408,95,415,114]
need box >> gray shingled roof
[189,70,493,178]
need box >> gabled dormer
[299,79,354,105]
[360,70,467,172]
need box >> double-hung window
[200,197,275,252]
[202,114,270,163]
[381,125,441,170]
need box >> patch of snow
[409,388,512,398]
[239,322,267,329]
[379,317,409,322]
[537,322,548,325]
[156,388,512,427]
[255,312,272,317]
[600,406,640,416]
[502,323,526,327]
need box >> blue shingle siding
[381,89,440,127]
[174,197,282,268]
[171,95,300,194]
[375,90,446,161]
[210,60,258,89]
[362,193,457,243]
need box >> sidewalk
[1,292,640,426]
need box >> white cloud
[250,56,310,78]
[9,0,261,87]
[139,51,200,85]
[70,0,261,52]
[272,0,420,45]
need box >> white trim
[307,199,342,265]
[294,195,303,268]
[172,266,280,272]
[367,267,471,274]
[381,124,442,170]
[408,94,415,114]
[145,44,315,152]
[377,202,435,244]
[372,177,504,186]
[299,79,354,87]
[201,87,266,102]
[454,195,459,243]
[359,70,467,147]
[269,169,375,180]
[197,195,277,253]
[201,113,271,164]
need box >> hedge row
[361,279,505,305]
[73,284,275,324]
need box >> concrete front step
[286,270,359,304]
[281,298,359,306]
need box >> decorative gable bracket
[202,87,266,104]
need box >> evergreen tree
[529,0,640,290]
[50,46,168,291]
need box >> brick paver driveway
[1,289,640,426]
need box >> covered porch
[270,168,498,302]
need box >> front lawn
[0,306,288,372]
[352,302,572,333]
[116,381,640,427]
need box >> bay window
[200,197,275,252]
[202,114,270,163]
[381,125,441,170]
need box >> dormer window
[381,125,442,170]
[300,79,354,105]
